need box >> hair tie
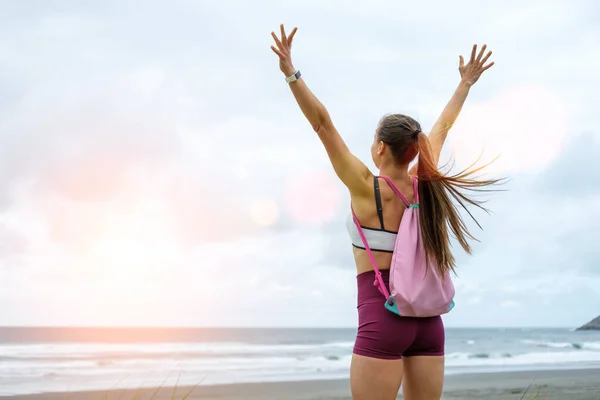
[412,130,421,139]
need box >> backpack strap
[377,175,413,207]
[351,206,392,302]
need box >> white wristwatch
[285,70,301,83]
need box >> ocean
[1,327,600,395]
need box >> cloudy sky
[1,0,599,328]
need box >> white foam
[446,350,600,367]
[583,342,600,350]
[0,340,355,358]
[2,338,600,396]
[522,339,578,349]
[521,339,600,351]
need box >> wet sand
[3,368,600,400]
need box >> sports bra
[346,177,401,253]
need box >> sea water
[1,327,599,395]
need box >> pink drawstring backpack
[351,176,455,317]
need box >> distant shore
[4,368,600,400]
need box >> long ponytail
[415,132,502,276]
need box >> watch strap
[285,70,301,83]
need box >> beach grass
[65,376,586,400]
[520,381,548,400]
[4,369,600,400]
[87,376,568,400]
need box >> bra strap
[351,205,391,302]
[374,177,385,230]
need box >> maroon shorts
[353,270,445,360]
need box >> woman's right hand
[458,44,494,87]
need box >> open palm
[459,44,494,86]
[270,24,298,76]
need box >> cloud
[536,132,600,198]
[500,300,521,309]
[0,0,599,327]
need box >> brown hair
[376,113,502,276]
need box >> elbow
[312,120,331,138]
[312,112,331,134]
[312,105,332,133]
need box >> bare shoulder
[317,123,374,197]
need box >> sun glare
[249,198,279,227]
[448,84,569,174]
[88,210,183,286]
[284,169,342,225]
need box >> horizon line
[0,325,580,329]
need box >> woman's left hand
[270,24,298,77]
[459,44,494,87]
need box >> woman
[270,25,499,400]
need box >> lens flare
[249,198,279,227]
[284,169,342,225]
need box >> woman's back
[350,175,416,274]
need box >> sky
[0,0,599,328]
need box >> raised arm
[270,24,372,196]
[410,44,494,174]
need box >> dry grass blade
[181,375,210,400]
[519,376,539,400]
[149,373,173,400]
[63,384,71,400]
[170,372,182,400]
[130,387,151,400]
[115,388,128,400]
[98,375,129,400]
[128,379,155,400]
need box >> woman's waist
[357,268,390,279]
[356,269,391,303]
[354,248,392,275]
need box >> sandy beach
[4,368,599,400]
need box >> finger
[482,61,495,71]
[475,44,487,62]
[480,50,492,65]
[288,27,298,50]
[280,24,287,47]
[459,55,464,68]
[270,45,285,58]
[271,31,284,50]
[470,44,477,63]
[288,27,298,46]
